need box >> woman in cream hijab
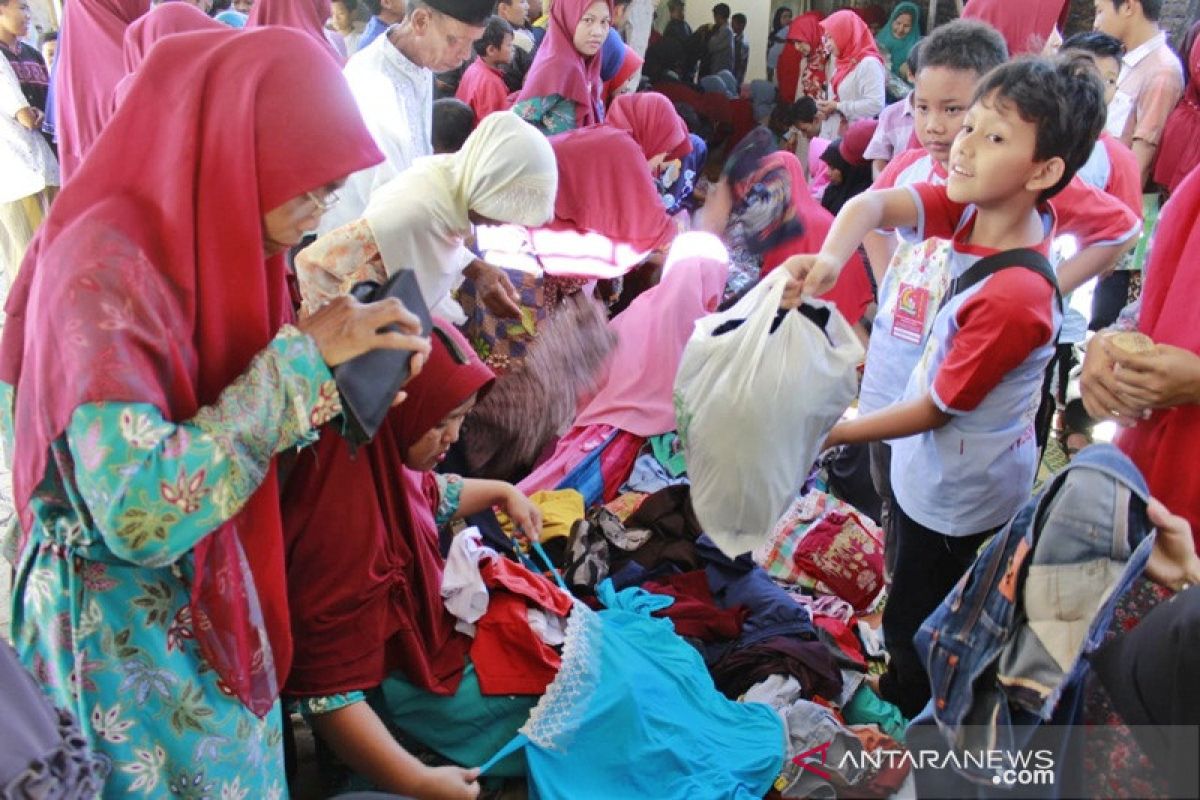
[297,111,558,319]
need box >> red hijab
[776,12,825,104]
[519,0,613,127]
[1153,37,1200,194]
[1116,166,1200,542]
[752,151,873,324]
[247,0,342,63]
[962,0,1069,56]
[53,0,151,181]
[547,125,675,252]
[111,3,225,111]
[0,29,384,717]
[606,92,691,161]
[283,322,495,697]
[820,9,883,92]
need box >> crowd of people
[1,0,1200,798]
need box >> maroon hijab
[0,29,384,717]
[111,3,225,111]
[283,322,495,697]
[519,0,613,126]
[246,0,343,63]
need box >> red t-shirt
[455,58,511,124]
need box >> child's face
[1094,54,1121,106]
[331,1,353,30]
[913,66,979,167]
[41,40,56,68]
[796,118,821,138]
[573,1,610,57]
[1093,0,1129,43]
[829,167,844,185]
[489,33,515,65]
[947,92,1055,208]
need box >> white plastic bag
[674,269,864,556]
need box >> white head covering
[364,111,558,312]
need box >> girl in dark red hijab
[110,1,225,112]
[246,0,344,64]
[606,91,692,162]
[283,321,544,793]
[0,28,419,794]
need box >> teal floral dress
[512,94,580,136]
[1,325,341,798]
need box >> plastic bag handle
[730,269,792,374]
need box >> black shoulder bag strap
[938,247,1065,456]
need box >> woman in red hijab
[605,91,692,163]
[110,1,225,112]
[1082,165,1200,542]
[515,0,614,132]
[962,0,1070,57]
[775,12,826,105]
[817,9,885,138]
[0,28,424,795]
[246,0,344,63]
[284,321,546,795]
[1152,37,1200,194]
[52,0,150,181]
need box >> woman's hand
[501,485,543,541]
[467,260,522,319]
[1080,334,1145,426]
[816,99,838,120]
[1110,343,1200,411]
[413,765,481,800]
[296,294,430,368]
[15,106,44,131]
[1145,498,1200,593]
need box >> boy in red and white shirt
[783,54,1141,718]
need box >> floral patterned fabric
[512,94,579,136]
[2,326,339,798]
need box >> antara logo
[791,741,833,781]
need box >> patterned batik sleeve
[433,473,464,527]
[512,95,578,136]
[296,691,368,718]
[294,218,387,316]
[66,325,342,567]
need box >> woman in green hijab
[875,1,921,84]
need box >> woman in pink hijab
[518,232,730,505]
[246,0,344,63]
[817,10,885,138]
[53,0,151,181]
[110,2,226,112]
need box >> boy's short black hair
[792,95,818,124]
[971,54,1106,202]
[1061,30,1126,60]
[432,98,476,153]
[613,0,633,7]
[332,0,359,9]
[905,37,923,77]
[39,30,58,45]
[712,3,730,21]
[1111,0,1163,21]
[473,15,514,57]
[731,12,746,24]
[918,19,1008,77]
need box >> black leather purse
[333,269,432,445]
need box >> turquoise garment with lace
[479,581,786,799]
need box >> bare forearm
[862,229,897,286]
[827,393,951,447]
[1056,241,1134,295]
[456,478,516,519]
[1132,140,1156,189]
[309,702,431,796]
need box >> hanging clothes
[0,28,383,795]
[52,0,150,180]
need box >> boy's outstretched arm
[824,393,951,450]
[781,187,921,305]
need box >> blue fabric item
[599,28,626,81]
[359,15,390,52]
[697,534,816,663]
[909,443,1155,787]
[214,9,247,27]
[621,453,690,495]
[553,428,619,507]
[479,585,785,798]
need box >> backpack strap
[941,247,1063,313]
